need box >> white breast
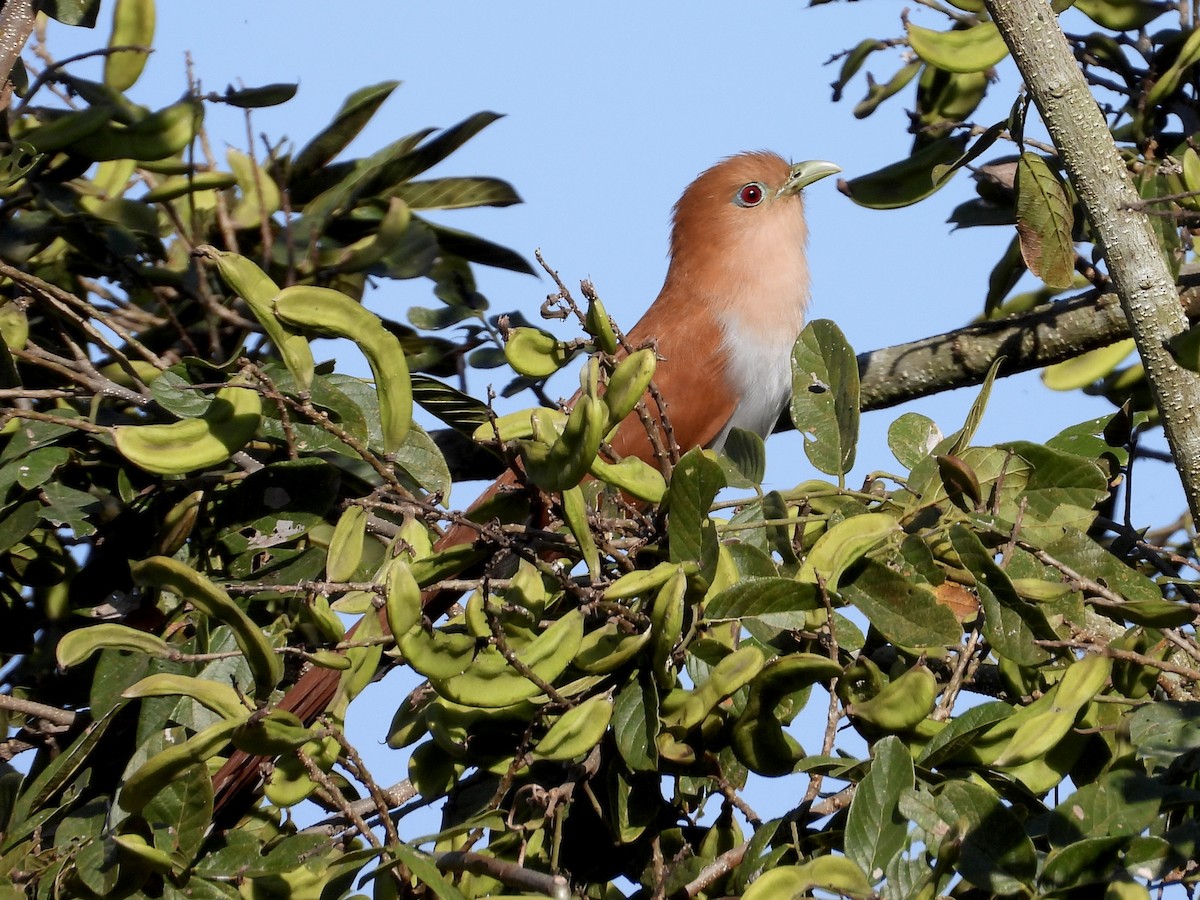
[711,314,798,451]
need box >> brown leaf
[1015,152,1075,289]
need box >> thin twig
[0,694,77,727]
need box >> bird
[209,150,840,820]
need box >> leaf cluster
[1,5,1200,900]
[831,0,1200,408]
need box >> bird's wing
[609,297,738,461]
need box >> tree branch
[983,0,1200,528]
[857,271,1200,409]
[0,0,34,106]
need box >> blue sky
[40,0,1186,839]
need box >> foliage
[1,2,1200,900]
[834,0,1200,403]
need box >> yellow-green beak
[777,160,842,198]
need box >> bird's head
[670,151,840,248]
[665,151,840,313]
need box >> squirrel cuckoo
[210,151,839,820]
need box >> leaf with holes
[791,319,860,477]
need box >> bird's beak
[777,160,842,198]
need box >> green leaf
[391,176,521,210]
[291,80,401,178]
[429,222,538,275]
[1015,153,1075,289]
[1128,700,1200,772]
[151,370,211,418]
[411,373,491,434]
[845,736,913,882]
[899,780,1037,894]
[761,490,799,565]
[119,718,244,812]
[840,135,968,209]
[380,111,504,186]
[302,132,434,226]
[1047,771,1162,847]
[888,412,941,470]
[667,447,725,569]
[613,673,659,772]
[839,560,962,649]
[39,482,100,538]
[704,577,823,629]
[790,319,860,477]
[1048,414,1130,466]
[0,500,41,554]
[949,524,1053,666]
[1044,527,1160,604]
[143,763,213,870]
[11,706,122,827]
[998,441,1109,541]
[931,120,1006,187]
[386,843,469,900]
[1041,837,1133,889]
[392,422,453,501]
[721,427,766,487]
[407,303,478,331]
[949,355,1004,456]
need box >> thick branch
[858,272,1200,408]
[983,0,1200,526]
[0,0,34,103]
[432,276,1200,483]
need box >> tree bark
[983,0,1200,527]
[0,0,34,107]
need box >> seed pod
[532,695,614,761]
[326,505,368,583]
[846,664,939,732]
[114,376,262,476]
[119,716,246,811]
[193,246,315,390]
[122,673,249,721]
[907,21,1008,73]
[131,555,281,697]
[590,456,667,503]
[602,347,657,429]
[433,610,584,708]
[504,326,572,377]
[274,285,412,452]
[104,0,155,91]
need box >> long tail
[210,469,521,822]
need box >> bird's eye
[735,182,766,207]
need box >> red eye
[736,183,765,207]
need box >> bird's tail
[210,468,522,823]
